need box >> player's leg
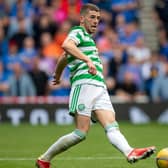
[94,109,155,163]
[36,84,91,168]
[94,109,133,156]
[36,114,90,168]
[39,114,89,161]
[93,88,156,163]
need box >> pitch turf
[0,122,167,168]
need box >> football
[156,148,168,168]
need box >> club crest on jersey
[78,104,85,111]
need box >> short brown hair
[80,3,100,15]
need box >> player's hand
[52,73,61,85]
[52,79,61,85]
[86,60,97,75]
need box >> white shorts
[69,84,115,118]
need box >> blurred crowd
[0,0,168,102]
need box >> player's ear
[80,16,84,24]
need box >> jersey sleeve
[66,29,83,45]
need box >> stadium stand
[0,0,168,103]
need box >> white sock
[105,122,133,156]
[39,129,86,161]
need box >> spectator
[54,20,71,49]
[144,66,159,99]
[115,14,126,38]
[28,56,49,96]
[108,49,125,78]
[9,17,29,50]
[48,0,68,24]
[0,60,9,96]
[3,40,20,73]
[97,26,117,60]
[117,54,143,91]
[158,28,168,60]
[83,0,111,12]
[33,13,58,47]
[141,51,164,81]
[102,58,116,95]
[151,61,168,102]
[153,0,168,36]
[119,21,144,48]
[40,32,63,60]
[37,53,56,76]
[111,0,140,25]
[32,0,48,19]
[0,1,10,36]
[8,8,33,37]
[60,0,82,25]
[7,61,36,96]
[126,36,151,64]
[115,71,140,102]
[0,27,8,58]
[97,25,125,62]
[19,36,38,70]
[0,0,9,17]
[10,0,34,18]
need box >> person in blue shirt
[7,61,36,96]
[19,36,38,71]
[3,40,21,73]
[10,0,34,18]
[152,61,168,102]
[0,60,9,96]
[111,0,140,24]
[0,28,8,58]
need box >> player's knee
[73,129,86,141]
[104,121,119,132]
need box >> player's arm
[53,52,68,85]
[62,39,97,75]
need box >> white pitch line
[0,158,35,161]
[58,156,125,160]
[0,156,124,161]
[0,156,155,161]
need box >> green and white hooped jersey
[66,26,105,87]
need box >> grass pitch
[0,122,167,168]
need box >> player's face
[81,10,100,34]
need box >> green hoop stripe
[70,64,103,74]
[71,74,105,84]
[70,26,90,37]
[68,54,101,65]
[70,85,81,114]
[67,56,76,63]
[78,41,96,47]
[91,57,101,63]
[83,50,95,55]
[76,33,83,43]
[105,121,119,132]
[70,62,103,72]
[70,62,84,72]
[74,129,86,139]
[67,52,96,64]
